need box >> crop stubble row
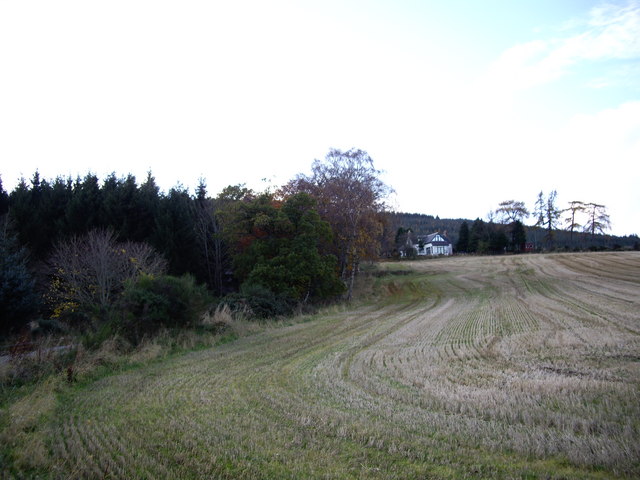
[50,252,640,478]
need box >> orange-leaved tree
[283,148,392,300]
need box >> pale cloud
[484,1,640,93]
[580,2,640,59]
[587,63,640,88]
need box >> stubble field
[4,252,640,478]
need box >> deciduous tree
[496,200,529,224]
[48,229,166,317]
[285,148,392,300]
[227,193,344,305]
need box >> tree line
[391,193,636,256]
[0,149,390,340]
[454,192,634,254]
[2,162,635,340]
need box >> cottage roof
[416,232,451,246]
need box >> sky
[1,0,639,235]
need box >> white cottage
[411,232,453,256]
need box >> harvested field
[6,252,640,478]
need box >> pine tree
[456,221,469,253]
[564,201,586,243]
[0,176,9,217]
[0,220,40,335]
[584,203,611,240]
[135,172,161,243]
[533,190,560,249]
[154,186,200,277]
[509,220,527,252]
[468,218,486,253]
[66,174,102,235]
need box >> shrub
[402,246,417,259]
[117,275,211,343]
[221,283,296,319]
[82,319,118,351]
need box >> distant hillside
[386,212,467,244]
[386,212,639,251]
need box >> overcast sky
[1,0,639,235]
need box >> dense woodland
[1,154,637,344]
[0,149,391,341]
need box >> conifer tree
[469,218,486,253]
[584,203,611,240]
[0,177,8,216]
[456,221,470,253]
[533,190,560,249]
[66,174,102,235]
[0,220,40,334]
[563,200,586,243]
[509,220,527,252]
[154,186,200,277]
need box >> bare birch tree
[285,148,391,300]
[48,229,166,313]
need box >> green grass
[2,252,639,479]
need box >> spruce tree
[510,220,527,252]
[0,222,40,335]
[456,221,469,253]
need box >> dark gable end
[418,233,452,246]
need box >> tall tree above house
[284,148,392,300]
